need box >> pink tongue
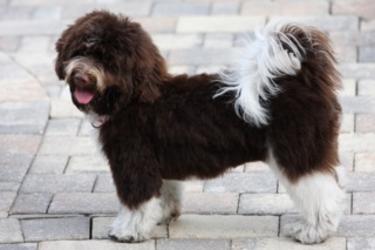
[74,89,95,104]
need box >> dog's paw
[285,222,328,244]
[158,208,180,225]
[159,194,181,225]
[108,215,150,243]
[108,225,148,243]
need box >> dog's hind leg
[159,180,182,224]
[267,150,346,244]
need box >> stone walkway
[0,0,375,249]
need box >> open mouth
[73,88,96,104]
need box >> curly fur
[55,11,344,244]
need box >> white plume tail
[216,22,306,127]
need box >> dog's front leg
[107,157,163,243]
[109,196,163,243]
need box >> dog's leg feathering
[109,196,163,242]
[109,181,182,242]
[268,152,346,244]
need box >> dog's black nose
[73,73,90,86]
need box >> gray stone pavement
[0,0,375,249]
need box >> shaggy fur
[55,11,344,244]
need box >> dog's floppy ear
[55,37,66,80]
[128,22,168,103]
[55,23,77,81]
[132,58,163,103]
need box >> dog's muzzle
[65,57,104,105]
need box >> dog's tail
[216,22,340,127]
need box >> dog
[55,10,346,244]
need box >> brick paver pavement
[0,0,375,249]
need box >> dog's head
[55,11,168,115]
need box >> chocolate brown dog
[55,11,345,244]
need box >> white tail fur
[216,23,306,127]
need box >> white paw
[109,220,149,243]
[285,222,329,244]
[109,197,163,243]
